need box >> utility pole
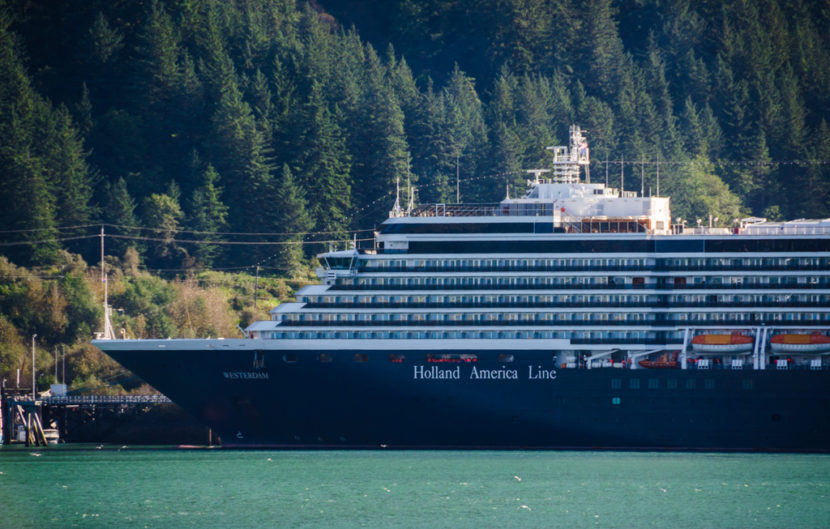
[254,265,260,310]
[31,334,37,401]
[100,226,115,339]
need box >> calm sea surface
[1,447,828,529]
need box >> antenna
[605,159,609,187]
[620,156,624,193]
[406,178,415,214]
[391,172,402,218]
[395,173,401,211]
[656,156,660,196]
[456,154,460,203]
[640,158,645,197]
[526,169,550,184]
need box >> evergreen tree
[188,163,229,267]
[679,97,706,157]
[103,177,142,258]
[134,0,181,106]
[489,121,524,198]
[207,67,275,247]
[409,80,452,204]
[486,69,522,195]
[576,0,628,99]
[88,11,124,64]
[298,81,351,242]
[669,156,744,225]
[273,164,313,275]
[73,83,93,137]
[353,46,411,215]
[39,105,97,243]
[442,65,487,201]
[576,95,616,177]
[0,17,59,265]
[515,74,556,165]
[643,33,681,158]
[142,193,184,266]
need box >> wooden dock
[1,384,183,446]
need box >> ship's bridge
[316,249,358,285]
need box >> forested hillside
[2,0,829,273]
[1,0,829,391]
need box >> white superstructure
[244,125,830,372]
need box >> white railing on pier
[37,395,172,405]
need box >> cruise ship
[94,126,830,450]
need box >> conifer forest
[1,0,829,391]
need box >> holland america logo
[222,351,269,380]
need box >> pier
[1,384,209,446]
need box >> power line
[0,223,376,238]
[0,223,100,234]
[0,275,67,279]
[102,223,376,237]
[106,233,375,246]
[0,234,99,247]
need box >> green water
[1,448,828,529]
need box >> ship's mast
[391,172,402,218]
[545,125,590,184]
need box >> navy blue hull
[103,347,830,451]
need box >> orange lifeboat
[691,332,753,353]
[770,332,830,353]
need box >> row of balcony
[276,319,830,327]
[360,264,830,273]
[335,282,828,291]
[302,300,827,309]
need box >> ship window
[317,353,333,363]
[389,354,405,363]
[283,353,298,364]
[629,379,640,389]
[611,378,622,389]
[611,397,621,405]
[686,379,696,389]
[704,379,715,389]
[742,380,753,390]
[648,378,659,389]
[353,353,369,363]
[667,379,678,389]
[498,354,514,363]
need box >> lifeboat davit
[691,332,753,353]
[770,332,830,353]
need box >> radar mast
[545,125,590,184]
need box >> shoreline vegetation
[0,253,310,397]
